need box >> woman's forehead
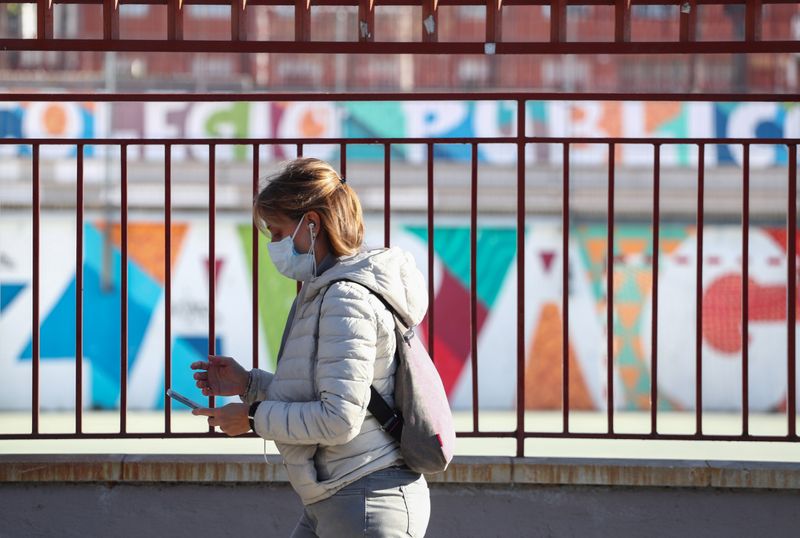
[263,212,295,228]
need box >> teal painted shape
[344,102,405,161]
[20,223,162,409]
[155,336,220,410]
[527,101,547,123]
[0,283,25,312]
[406,226,518,307]
[344,102,406,139]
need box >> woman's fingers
[193,372,208,381]
[190,360,209,371]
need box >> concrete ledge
[2,455,799,490]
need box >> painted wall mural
[1,215,799,412]
[0,99,797,167]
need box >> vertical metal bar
[607,143,615,434]
[470,142,479,433]
[427,143,435,359]
[679,0,697,42]
[516,99,526,456]
[742,144,750,436]
[562,143,570,433]
[208,144,216,420]
[165,144,172,433]
[696,143,705,435]
[614,0,631,42]
[76,144,84,434]
[788,144,797,438]
[358,0,375,42]
[231,0,248,41]
[340,143,347,179]
[422,0,439,43]
[384,143,391,248]
[103,0,120,40]
[486,0,503,44]
[168,0,184,40]
[296,144,303,295]
[745,0,763,42]
[36,0,54,40]
[252,144,259,370]
[120,144,128,434]
[32,144,40,435]
[550,0,567,43]
[651,144,661,435]
[295,0,311,41]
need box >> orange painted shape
[613,335,622,357]
[636,270,653,296]
[586,239,607,266]
[631,338,646,362]
[300,108,327,138]
[613,271,625,294]
[105,222,189,284]
[618,303,642,330]
[525,302,594,410]
[44,104,67,135]
[620,365,639,389]
[619,238,647,256]
[660,239,682,255]
[644,102,682,134]
[599,102,623,138]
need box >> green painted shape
[406,225,517,307]
[206,103,249,161]
[237,225,297,370]
[476,227,518,307]
[616,270,642,303]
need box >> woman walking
[190,157,431,537]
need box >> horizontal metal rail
[0,0,798,54]
[0,92,797,103]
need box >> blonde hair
[253,158,365,257]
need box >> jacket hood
[303,247,428,328]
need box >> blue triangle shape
[0,283,26,312]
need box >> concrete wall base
[2,456,799,537]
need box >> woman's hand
[191,355,249,397]
[192,403,251,436]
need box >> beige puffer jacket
[241,247,428,505]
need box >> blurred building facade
[1,4,798,92]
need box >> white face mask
[267,214,317,281]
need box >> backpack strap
[326,279,405,443]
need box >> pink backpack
[328,280,456,474]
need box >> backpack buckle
[402,329,415,343]
[381,413,403,435]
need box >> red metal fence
[0,92,798,457]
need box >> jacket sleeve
[239,369,274,405]
[252,282,378,446]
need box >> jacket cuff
[239,369,274,404]
[251,401,267,437]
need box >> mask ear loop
[308,221,317,277]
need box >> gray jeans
[290,466,430,538]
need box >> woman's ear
[306,211,321,231]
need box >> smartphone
[166,388,203,410]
